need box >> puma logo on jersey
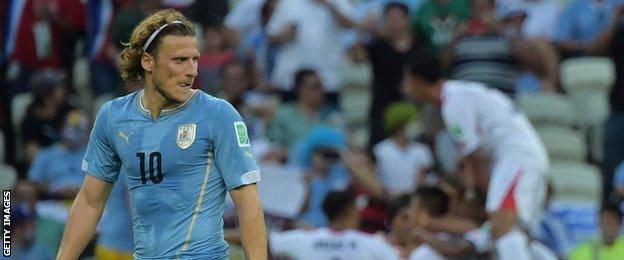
[118,131,133,145]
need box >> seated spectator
[266,69,342,152]
[21,68,73,163]
[196,24,235,94]
[373,102,433,198]
[270,191,400,260]
[28,109,88,200]
[291,127,351,227]
[553,0,624,57]
[569,203,624,260]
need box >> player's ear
[141,52,154,72]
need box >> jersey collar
[136,89,199,119]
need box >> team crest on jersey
[176,123,196,149]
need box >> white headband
[142,21,184,52]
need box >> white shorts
[485,156,548,227]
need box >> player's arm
[56,175,113,260]
[230,184,268,260]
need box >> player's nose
[186,60,198,78]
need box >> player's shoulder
[97,91,140,116]
[194,91,235,111]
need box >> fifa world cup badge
[176,123,196,149]
[234,121,251,147]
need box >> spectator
[21,68,73,164]
[444,0,558,95]
[95,172,133,259]
[511,0,561,40]
[266,0,357,98]
[553,0,624,57]
[196,23,235,94]
[269,191,400,259]
[27,109,88,200]
[291,127,351,227]
[412,0,470,52]
[218,60,250,111]
[568,203,624,259]
[183,0,229,27]
[373,102,433,198]
[266,69,342,152]
[367,2,422,146]
[589,6,624,202]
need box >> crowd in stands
[1,0,624,259]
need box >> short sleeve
[441,96,480,157]
[81,102,121,183]
[213,100,260,191]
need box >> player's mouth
[178,82,192,88]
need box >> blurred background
[1,0,624,259]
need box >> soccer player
[269,191,399,260]
[402,52,549,260]
[56,10,267,260]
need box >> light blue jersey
[82,90,260,259]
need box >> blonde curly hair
[120,9,196,87]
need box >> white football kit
[440,80,549,226]
[269,228,399,260]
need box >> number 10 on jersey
[137,152,164,184]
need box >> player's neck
[430,81,445,106]
[141,87,194,120]
[329,219,357,231]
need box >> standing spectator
[266,69,342,152]
[21,68,73,164]
[373,102,433,198]
[553,0,623,57]
[367,2,422,146]
[270,191,400,260]
[5,0,64,95]
[412,0,470,52]
[568,203,624,259]
[86,0,119,97]
[266,0,357,98]
[27,109,88,200]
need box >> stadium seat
[549,161,602,202]
[560,57,615,127]
[515,92,576,127]
[536,126,586,162]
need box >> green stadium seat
[549,161,602,203]
[536,126,586,162]
[516,92,576,127]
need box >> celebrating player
[401,52,549,260]
[56,9,267,260]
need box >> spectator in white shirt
[266,0,358,98]
[373,102,433,197]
